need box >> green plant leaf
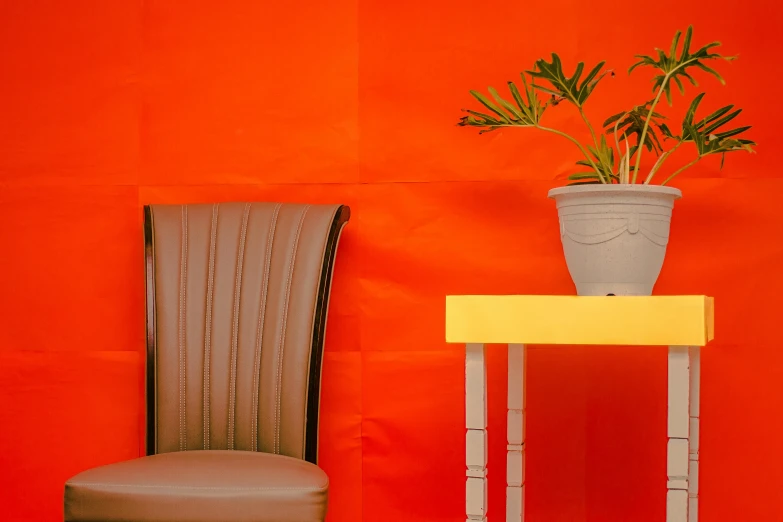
[580,62,605,89]
[527,54,609,108]
[570,62,584,90]
[459,73,549,133]
[693,61,725,84]
[683,122,704,154]
[684,93,706,124]
[703,137,754,156]
[713,125,751,139]
[532,84,562,97]
[568,172,604,180]
[658,123,678,140]
[578,134,617,183]
[702,109,741,134]
[629,26,735,102]
[465,110,500,123]
[685,97,748,141]
[603,111,626,128]
[679,99,755,159]
[680,26,693,61]
[567,171,618,182]
[488,87,526,121]
[520,72,544,121]
[603,101,666,153]
[628,57,652,75]
[696,104,734,130]
[508,82,534,121]
[469,90,511,122]
[669,30,682,62]
[673,75,685,95]
[681,71,698,86]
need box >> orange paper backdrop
[1,1,782,521]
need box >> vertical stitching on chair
[274,205,309,454]
[203,203,218,450]
[228,203,251,450]
[179,205,188,452]
[252,203,281,452]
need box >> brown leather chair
[65,202,350,522]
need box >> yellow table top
[446,295,714,346]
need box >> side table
[446,295,714,522]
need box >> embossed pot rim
[548,184,682,200]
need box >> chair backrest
[144,202,349,463]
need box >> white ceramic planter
[548,184,682,296]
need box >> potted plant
[458,26,755,296]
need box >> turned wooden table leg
[466,343,488,521]
[689,346,700,521]
[506,344,526,522]
[667,345,700,522]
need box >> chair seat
[64,450,329,522]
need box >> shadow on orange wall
[1,1,782,521]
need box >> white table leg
[507,344,526,522]
[667,346,699,522]
[466,343,488,521]
[689,347,700,522]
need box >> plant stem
[536,124,607,183]
[467,123,606,183]
[661,156,700,185]
[632,57,700,183]
[613,113,626,165]
[632,88,666,183]
[643,140,683,184]
[580,108,599,149]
